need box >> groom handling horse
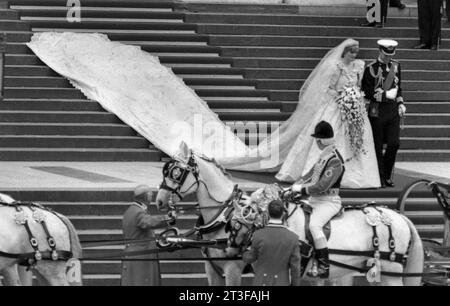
[287,121,345,279]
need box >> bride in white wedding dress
[223,39,381,188]
[28,33,379,189]
[275,39,381,188]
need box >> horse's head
[156,151,200,211]
[224,193,259,257]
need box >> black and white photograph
[0,0,448,290]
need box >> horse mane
[0,193,15,204]
[195,153,233,180]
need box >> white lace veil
[221,38,359,172]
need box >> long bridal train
[28,33,380,188]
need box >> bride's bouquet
[335,85,367,158]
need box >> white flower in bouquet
[335,85,367,158]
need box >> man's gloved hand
[398,104,406,117]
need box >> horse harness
[160,157,257,250]
[0,201,73,267]
[284,199,409,276]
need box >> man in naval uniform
[289,121,345,279]
[243,200,301,286]
[361,39,407,188]
[121,185,176,286]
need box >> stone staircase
[1,0,448,162]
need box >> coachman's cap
[378,39,398,56]
[134,184,152,201]
[311,121,334,139]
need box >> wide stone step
[14,7,185,19]
[208,35,450,49]
[269,89,450,102]
[5,76,258,88]
[221,46,450,61]
[5,54,234,66]
[281,101,450,113]
[0,9,20,20]
[177,2,298,14]
[0,20,29,30]
[0,111,120,123]
[185,13,442,28]
[242,68,450,81]
[397,150,450,162]
[0,148,160,161]
[255,79,450,91]
[218,111,286,121]
[232,57,450,71]
[401,137,450,150]
[400,125,450,137]
[6,31,209,43]
[0,135,150,148]
[6,42,221,55]
[0,123,137,136]
[25,19,196,30]
[208,99,281,110]
[9,0,179,9]
[0,99,102,111]
[198,23,450,39]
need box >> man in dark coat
[446,0,450,22]
[361,40,407,188]
[414,0,443,50]
[121,185,175,286]
[243,200,301,286]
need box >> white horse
[0,193,82,286]
[251,185,425,286]
[155,145,247,286]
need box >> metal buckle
[48,237,56,248]
[34,250,42,261]
[373,237,379,247]
[374,250,380,259]
[30,237,38,247]
[389,252,396,262]
[389,239,396,249]
[51,250,59,261]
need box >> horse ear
[175,141,190,162]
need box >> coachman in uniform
[361,40,407,188]
[290,121,345,278]
[121,185,176,286]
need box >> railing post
[0,32,5,101]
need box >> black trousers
[380,0,388,23]
[418,0,443,46]
[447,0,450,22]
[389,0,403,7]
[369,103,400,182]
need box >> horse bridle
[159,155,200,202]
